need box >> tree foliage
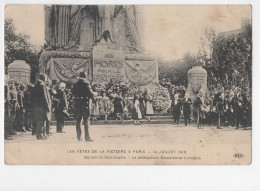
[158,24,252,91]
[4,18,42,82]
[158,52,196,86]
[210,24,252,89]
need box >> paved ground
[5,123,252,145]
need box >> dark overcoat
[182,98,192,115]
[171,99,182,117]
[32,80,51,121]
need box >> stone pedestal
[187,65,207,101]
[8,60,31,85]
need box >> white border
[1,0,260,191]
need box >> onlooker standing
[54,82,68,133]
[182,93,192,126]
[114,92,125,123]
[132,94,142,125]
[213,89,225,129]
[139,95,145,118]
[9,82,18,135]
[226,91,235,127]
[99,91,109,121]
[194,90,205,129]
[144,92,154,122]
[44,79,53,136]
[24,84,33,131]
[171,94,182,126]
[32,74,51,140]
[4,78,11,139]
[17,84,26,132]
[91,98,99,121]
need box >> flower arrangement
[151,84,171,112]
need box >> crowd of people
[4,74,69,140]
[160,78,252,129]
[193,84,252,130]
[4,72,252,141]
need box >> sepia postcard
[4,4,252,165]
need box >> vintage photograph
[4,4,252,164]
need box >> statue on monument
[44,5,143,52]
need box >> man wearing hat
[32,74,51,140]
[213,88,225,129]
[72,72,94,141]
[194,89,205,129]
[8,81,18,135]
[17,84,26,132]
[24,84,34,131]
[54,82,68,133]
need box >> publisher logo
[233,153,244,159]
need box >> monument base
[39,50,92,84]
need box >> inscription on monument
[93,47,125,84]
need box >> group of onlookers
[194,85,252,129]
[4,74,68,140]
[170,84,252,129]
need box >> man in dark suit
[72,72,94,142]
[24,84,34,131]
[193,90,205,129]
[226,91,235,127]
[32,74,51,140]
[213,89,225,129]
[5,77,11,139]
[9,82,18,135]
[17,84,26,132]
[182,93,192,126]
[171,94,182,126]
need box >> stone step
[50,116,187,126]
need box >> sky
[5,5,251,61]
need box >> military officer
[72,72,94,142]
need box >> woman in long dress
[132,94,142,125]
[91,98,99,121]
[99,91,110,121]
[144,92,154,121]
[139,95,145,119]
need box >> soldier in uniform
[72,72,94,142]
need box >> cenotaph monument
[39,5,159,88]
